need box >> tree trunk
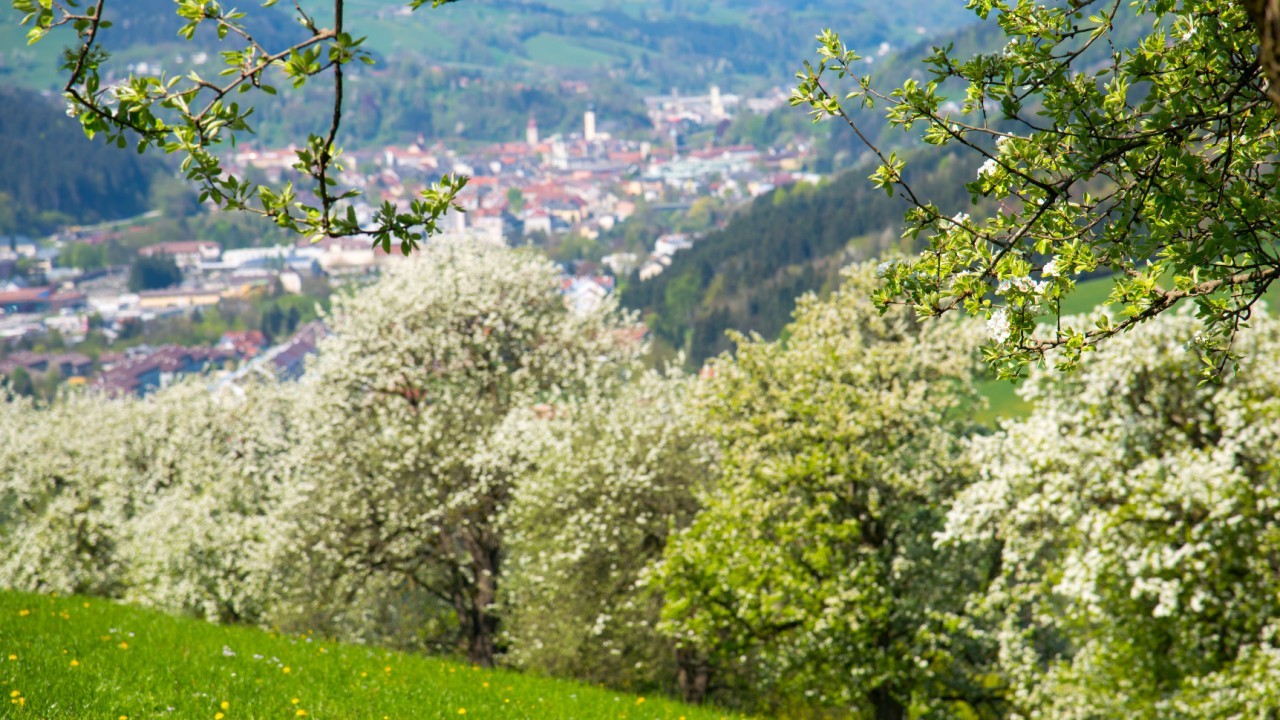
[1243,0,1280,112]
[454,529,502,667]
[869,685,905,720]
[675,647,711,705]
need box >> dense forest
[0,86,158,237]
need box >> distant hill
[1,0,976,94]
[621,150,982,365]
[0,0,305,89]
[0,86,159,237]
[345,0,975,89]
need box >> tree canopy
[945,307,1280,716]
[279,241,643,666]
[652,264,993,718]
[796,0,1280,378]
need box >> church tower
[526,114,539,147]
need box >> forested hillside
[0,0,967,95]
[0,87,158,237]
[337,0,971,88]
[622,150,981,363]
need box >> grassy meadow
[0,591,745,720]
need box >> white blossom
[987,307,1012,342]
[950,308,1280,716]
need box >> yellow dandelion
[6,655,15,661]
[70,659,80,667]
[215,714,225,720]
[482,682,490,688]
[9,690,19,698]
[384,666,392,673]
[291,698,300,705]
[282,666,291,674]
[296,710,308,717]
[221,701,230,710]
[360,672,367,678]
[636,696,645,704]
[458,709,467,715]
[119,642,128,650]
[119,715,128,719]
[16,697,24,707]
[18,610,29,616]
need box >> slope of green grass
[0,591,743,720]
[524,34,619,68]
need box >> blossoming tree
[0,380,295,622]
[942,308,1280,717]
[280,241,642,666]
[498,366,716,693]
[651,264,996,718]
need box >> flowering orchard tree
[942,309,1280,717]
[282,242,643,666]
[0,380,296,623]
[795,0,1280,379]
[499,367,715,694]
[0,390,137,596]
[651,264,996,719]
[116,381,299,624]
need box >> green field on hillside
[975,275,1115,424]
[974,273,1280,424]
[0,591,744,720]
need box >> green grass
[0,591,744,720]
[1058,275,1116,316]
[523,34,618,68]
[974,377,1029,426]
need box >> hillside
[0,86,159,238]
[622,150,981,364]
[1,0,975,91]
[0,590,744,719]
[1,0,976,130]
[342,0,974,89]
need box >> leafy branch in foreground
[14,0,466,254]
[794,0,1280,380]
